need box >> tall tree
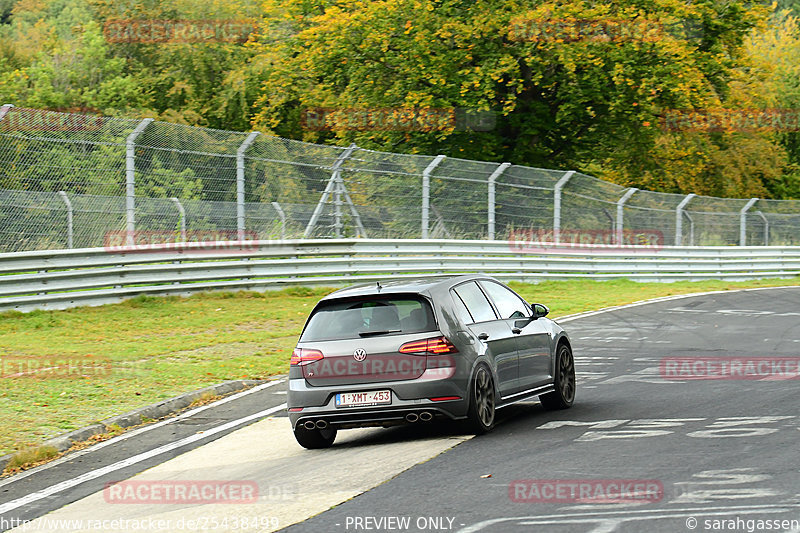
[250,0,779,197]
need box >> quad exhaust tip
[303,420,317,430]
[315,420,328,429]
[405,413,419,423]
[419,411,433,422]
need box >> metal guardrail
[1,239,799,313]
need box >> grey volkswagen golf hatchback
[287,275,575,448]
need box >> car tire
[466,364,496,434]
[293,425,337,449]
[540,343,576,410]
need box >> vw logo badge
[353,349,367,362]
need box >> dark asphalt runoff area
[282,286,800,533]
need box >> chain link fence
[1,105,799,253]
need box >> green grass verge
[1,277,798,456]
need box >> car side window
[453,282,498,323]
[450,290,474,324]
[479,281,531,320]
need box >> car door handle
[478,332,489,341]
[512,328,522,334]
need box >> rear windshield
[300,295,437,341]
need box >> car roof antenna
[376,281,382,291]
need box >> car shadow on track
[324,400,612,449]
[329,419,467,449]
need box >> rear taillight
[291,348,323,366]
[430,396,461,402]
[399,336,458,355]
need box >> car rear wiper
[358,329,401,337]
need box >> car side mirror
[531,303,549,320]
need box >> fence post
[739,198,758,246]
[57,191,73,248]
[334,166,343,238]
[126,118,153,246]
[0,104,13,121]
[553,170,575,244]
[601,208,615,234]
[236,132,260,240]
[684,211,695,246]
[304,144,358,238]
[615,187,637,245]
[487,162,511,240]
[675,193,696,245]
[272,201,286,240]
[170,197,186,241]
[755,210,769,245]
[342,185,368,238]
[421,155,446,239]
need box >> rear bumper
[287,375,469,429]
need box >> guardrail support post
[487,162,511,241]
[57,191,73,248]
[170,197,186,241]
[615,187,637,245]
[675,193,696,246]
[126,118,153,246]
[0,103,13,121]
[755,210,769,245]
[553,170,575,244]
[421,155,446,239]
[272,201,286,240]
[739,197,759,246]
[304,144,358,238]
[236,132,260,240]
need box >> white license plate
[335,390,391,408]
